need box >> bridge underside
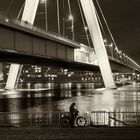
[0,51,99,71]
[0,50,136,74]
[110,61,136,73]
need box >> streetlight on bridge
[63,14,75,40]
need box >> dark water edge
[0,82,139,113]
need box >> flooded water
[0,82,140,113]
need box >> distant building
[2,63,140,86]
[2,63,103,84]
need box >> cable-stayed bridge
[0,0,139,90]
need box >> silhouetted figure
[69,103,78,127]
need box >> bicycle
[60,111,87,127]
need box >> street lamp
[109,43,113,58]
[132,72,136,82]
[68,14,73,20]
[63,14,74,40]
[84,26,88,31]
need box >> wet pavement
[0,83,140,139]
[0,126,140,140]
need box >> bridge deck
[0,13,139,72]
[0,13,80,49]
[0,13,80,65]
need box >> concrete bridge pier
[5,0,40,89]
[5,64,23,89]
[80,0,116,89]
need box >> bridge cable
[57,0,60,34]
[17,1,25,19]
[96,0,140,69]
[94,5,107,41]
[5,0,14,14]
[62,0,65,36]
[45,0,48,30]
[77,0,92,48]
[67,0,72,16]
[67,0,75,40]
[95,0,118,50]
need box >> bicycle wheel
[60,116,70,127]
[76,116,87,127]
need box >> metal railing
[108,112,140,127]
[0,112,60,126]
[0,111,140,127]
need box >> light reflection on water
[0,82,140,113]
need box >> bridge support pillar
[80,0,116,89]
[5,64,23,89]
[5,0,39,90]
[22,0,39,24]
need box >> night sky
[98,0,140,64]
[0,0,140,64]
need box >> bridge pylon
[80,0,116,89]
[5,0,40,90]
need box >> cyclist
[69,102,78,127]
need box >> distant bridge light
[119,50,122,54]
[84,26,88,31]
[110,43,113,47]
[133,73,135,75]
[68,14,73,20]
[114,47,119,53]
[103,39,107,43]
[5,18,9,22]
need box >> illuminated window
[68,74,71,77]
[64,69,68,72]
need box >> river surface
[0,82,140,113]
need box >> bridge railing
[105,44,140,72]
[0,111,140,127]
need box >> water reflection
[0,83,140,113]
